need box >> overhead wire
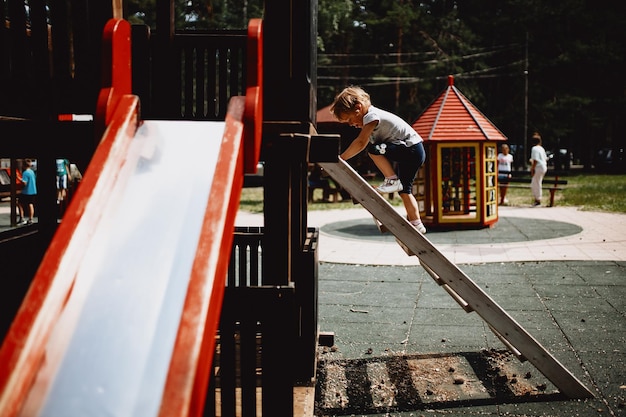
[317,44,525,87]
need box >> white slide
[19,121,224,416]
[0,93,250,416]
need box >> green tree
[319,0,626,166]
[457,0,626,165]
[317,0,482,121]
[124,0,263,30]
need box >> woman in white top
[529,133,548,206]
[497,143,514,205]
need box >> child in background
[497,143,514,205]
[330,86,427,233]
[18,159,37,225]
[56,158,71,204]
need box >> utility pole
[112,0,123,18]
[523,31,529,170]
[395,0,403,111]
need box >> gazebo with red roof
[412,75,508,228]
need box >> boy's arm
[340,122,376,161]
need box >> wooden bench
[503,174,568,207]
[308,183,341,202]
[308,164,341,202]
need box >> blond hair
[330,86,371,120]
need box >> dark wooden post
[262,129,310,285]
[153,0,179,118]
[263,0,317,123]
[261,0,319,285]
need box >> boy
[56,157,71,203]
[18,159,37,225]
[330,86,426,233]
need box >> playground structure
[412,75,508,229]
[0,14,269,417]
[0,1,593,417]
[1,1,331,415]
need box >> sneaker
[26,219,33,225]
[412,222,427,234]
[376,178,403,193]
[533,200,541,206]
[17,219,28,226]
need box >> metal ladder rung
[441,283,473,313]
[372,216,388,233]
[395,238,414,256]
[420,261,442,284]
[489,325,527,362]
[420,262,473,313]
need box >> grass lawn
[239,173,626,214]
[503,173,626,213]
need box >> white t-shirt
[497,152,513,172]
[363,105,423,146]
[531,145,548,170]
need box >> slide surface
[22,121,225,416]
[0,100,247,417]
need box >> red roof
[412,75,507,142]
[317,104,338,124]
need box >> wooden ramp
[319,159,594,399]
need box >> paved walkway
[4,199,625,265]
[236,205,626,265]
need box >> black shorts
[367,142,426,194]
[19,194,36,205]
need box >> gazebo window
[440,145,477,219]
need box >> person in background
[308,163,333,202]
[330,86,427,233]
[18,159,37,225]
[69,163,82,186]
[529,132,548,206]
[497,143,514,205]
[56,158,72,204]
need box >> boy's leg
[368,153,395,178]
[400,192,421,222]
[391,143,426,227]
[369,153,403,193]
[61,175,68,200]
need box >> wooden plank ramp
[319,159,594,399]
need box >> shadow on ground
[314,349,564,416]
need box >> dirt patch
[315,348,560,415]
